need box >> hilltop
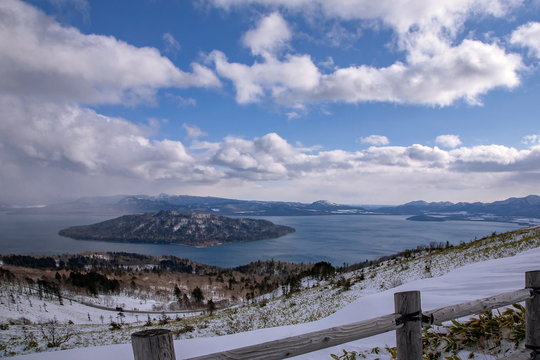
[58,210,295,247]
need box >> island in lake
[59,210,295,247]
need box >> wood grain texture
[186,314,401,360]
[395,291,422,360]
[526,271,540,349]
[132,329,176,360]
[424,288,532,325]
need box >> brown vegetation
[0,252,315,310]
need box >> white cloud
[436,134,462,148]
[0,0,220,105]
[206,0,523,107]
[211,39,521,106]
[242,12,291,58]
[209,14,323,104]
[449,145,535,172]
[5,115,538,191]
[511,22,540,58]
[360,135,389,146]
[305,39,520,106]
[183,123,208,139]
[210,50,320,104]
[522,134,540,146]
[207,0,521,34]
[4,108,540,202]
[163,32,181,55]
[450,145,523,165]
[211,133,302,178]
[206,132,540,181]
[0,95,218,181]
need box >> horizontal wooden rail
[185,289,535,359]
[187,313,401,360]
[423,288,533,325]
[132,270,540,360]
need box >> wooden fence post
[395,291,422,360]
[132,329,176,360]
[526,271,540,354]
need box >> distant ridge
[9,194,540,224]
[377,194,540,218]
[14,194,367,216]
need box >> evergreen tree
[191,287,204,303]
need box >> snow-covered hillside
[4,226,540,359]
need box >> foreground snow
[11,246,540,360]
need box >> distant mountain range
[9,194,368,216]
[377,195,540,220]
[6,194,540,224]
[59,210,295,247]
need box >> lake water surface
[0,212,520,267]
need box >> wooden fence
[131,270,540,360]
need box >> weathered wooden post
[395,291,422,360]
[526,271,540,355]
[132,329,176,360]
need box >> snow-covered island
[58,210,295,247]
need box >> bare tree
[39,320,74,348]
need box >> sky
[1,0,540,205]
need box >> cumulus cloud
[211,133,302,178]
[0,0,220,105]
[0,95,218,181]
[242,12,291,58]
[4,106,540,201]
[360,135,389,146]
[0,0,226,202]
[210,50,320,104]
[511,22,540,58]
[317,40,520,106]
[206,0,523,107]
[436,134,462,148]
[449,145,538,172]
[204,132,540,182]
[207,0,521,34]
[212,38,520,106]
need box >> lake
[0,212,520,267]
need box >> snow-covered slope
[10,243,540,360]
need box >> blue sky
[1,0,540,205]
